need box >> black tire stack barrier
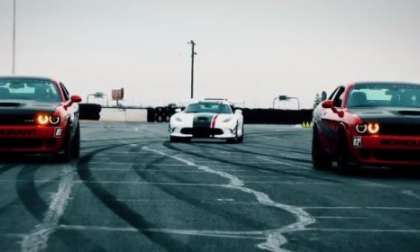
[147,106,178,122]
[146,106,312,124]
[79,103,102,120]
[154,106,165,122]
[242,109,313,124]
[147,108,156,122]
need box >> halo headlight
[355,124,368,134]
[367,123,380,134]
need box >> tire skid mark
[143,146,316,252]
[77,145,194,252]
[59,224,264,240]
[131,154,270,230]
[193,143,312,165]
[14,157,111,252]
[21,165,75,252]
[163,142,340,184]
[0,164,19,176]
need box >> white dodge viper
[169,99,244,143]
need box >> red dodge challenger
[0,76,82,161]
[312,82,420,171]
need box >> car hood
[0,100,60,115]
[349,107,420,123]
[173,112,235,126]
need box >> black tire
[170,136,179,143]
[71,125,80,159]
[226,124,241,144]
[312,127,332,170]
[237,125,244,143]
[170,136,190,143]
[336,129,358,173]
[60,124,80,162]
[61,132,73,162]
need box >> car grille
[360,150,420,162]
[181,128,223,136]
[0,138,56,149]
[379,124,420,135]
[0,114,35,125]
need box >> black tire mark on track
[77,145,194,252]
[131,153,270,230]
[0,164,19,176]
[15,163,107,252]
[163,142,341,184]
[192,143,312,165]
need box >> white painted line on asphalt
[21,165,75,252]
[217,198,235,202]
[302,206,420,211]
[73,181,228,186]
[401,190,420,201]
[313,216,368,220]
[72,180,332,186]
[256,156,311,170]
[58,224,264,240]
[143,146,316,252]
[304,228,420,233]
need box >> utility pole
[12,0,16,74]
[188,40,197,99]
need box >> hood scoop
[0,102,23,107]
[396,110,420,116]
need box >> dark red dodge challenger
[312,82,420,171]
[0,76,82,161]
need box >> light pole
[12,0,16,74]
[188,40,197,99]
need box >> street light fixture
[87,92,109,106]
[273,95,301,110]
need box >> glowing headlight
[355,123,380,134]
[49,115,60,125]
[36,114,49,125]
[223,117,233,123]
[367,123,380,134]
[355,124,368,134]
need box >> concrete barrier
[100,108,148,122]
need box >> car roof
[350,81,420,87]
[0,76,58,83]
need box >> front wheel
[312,127,332,170]
[60,124,80,162]
[71,125,80,159]
[227,124,243,144]
[336,131,359,173]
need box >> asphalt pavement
[1,121,420,252]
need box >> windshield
[0,79,61,103]
[347,83,420,108]
[184,102,233,114]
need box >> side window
[60,83,70,101]
[333,87,345,107]
[328,88,339,100]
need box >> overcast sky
[0,0,419,108]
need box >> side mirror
[322,100,334,108]
[322,100,344,117]
[235,109,243,115]
[71,95,82,103]
[175,108,182,113]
